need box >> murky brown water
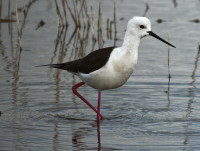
[1,0,200,150]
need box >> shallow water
[1,0,200,150]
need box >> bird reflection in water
[72,120,102,150]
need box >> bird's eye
[140,25,145,29]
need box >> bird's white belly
[78,46,138,91]
[79,64,135,91]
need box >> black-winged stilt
[39,17,176,120]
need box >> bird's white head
[126,16,176,48]
[127,16,151,38]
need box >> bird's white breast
[78,47,138,91]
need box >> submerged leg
[72,82,104,119]
[96,91,101,121]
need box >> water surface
[0,0,200,150]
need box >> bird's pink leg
[97,91,101,121]
[72,82,104,119]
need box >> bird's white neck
[121,30,141,64]
[122,30,140,51]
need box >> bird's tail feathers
[35,64,62,68]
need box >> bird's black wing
[39,47,115,74]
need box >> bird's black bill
[148,31,176,48]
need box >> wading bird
[39,17,175,120]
